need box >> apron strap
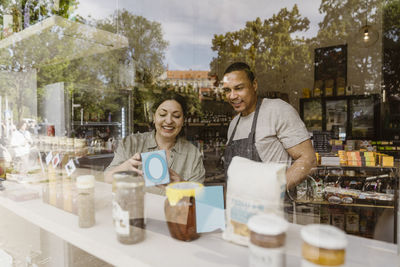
[249,98,262,141]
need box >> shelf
[187,122,229,127]
[73,121,121,126]
[0,15,128,66]
[318,165,398,170]
[295,200,394,209]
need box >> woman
[105,91,205,195]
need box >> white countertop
[0,181,397,267]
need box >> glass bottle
[114,173,145,244]
[76,175,95,228]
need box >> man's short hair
[223,62,255,83]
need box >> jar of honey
[164,181,203,241]
[301,224,347,267]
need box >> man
[222,62,316,189]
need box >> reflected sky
[76,0,323,70]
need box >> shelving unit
[295,165,399,242]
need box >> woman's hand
[104,153,143,183]
[155,168,183,190]
[168,168,183,183]
[120,153,143,175]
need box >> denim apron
[224,98,262,179]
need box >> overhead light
[358,24,379,47]
[357,1,379,48]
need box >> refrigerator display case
[349,96,378,139]
[300,99,323,131]
[300,94,380,139]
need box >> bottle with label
[247,213,289,267]
[114,173,145,244]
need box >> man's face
[222,70,258,116]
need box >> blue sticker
[141,150,170,187]
[144,153,168,182]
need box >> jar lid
[113,171,137,179]
[166,181,203,205]
[76,175,95,189]
[301,224,347,250]
[247,213,289,236]
[116,180,144,188]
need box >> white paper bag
[222,156,287,246]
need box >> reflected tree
[383,0,400,99]
[97,9,169,85]
[316,0,382,94]
[210,5,312,103]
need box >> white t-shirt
[227,98,310,166]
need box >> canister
[247,213,289,267]
[114,173,145,244]
[301,224,347,266]
[76,175,95,228]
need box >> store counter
[0,181,397,267]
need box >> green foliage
[210,5,311,93]
[383,0,400,96]
[96,9,169,85]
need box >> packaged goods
[223,156,286,246]
[247,213,289,267]
[301,224,347,266]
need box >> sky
[77,0,324,71]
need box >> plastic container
[76,175,95,228]
[301,224,347,266]
[247,213,289,267]
[114,173,145,244]
[164,181,203,241]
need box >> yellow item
[382,156,394,167]
[166,182,204,206]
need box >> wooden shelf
[73,121,121,126]
[295,200,394,209]
[0,15,128,66]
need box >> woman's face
[154,100,184,140]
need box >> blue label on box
[141,150,170,186]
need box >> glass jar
[301,224,347,267]
[112,171,136,222]
[114,174,145,244]
[247,213,289,267]
[76,175,95,228]
[164,181,203,241]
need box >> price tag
[65,159,76,177]
[52,153,61,168]
[45,152,53,166]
